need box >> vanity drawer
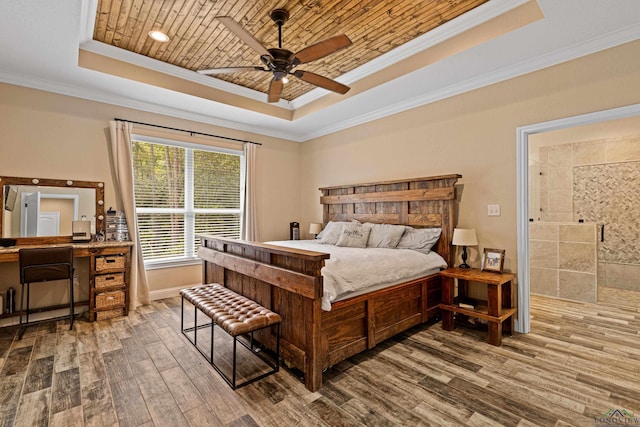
[96,307,126,321]
[95,290,125,309]
[95,254,125,272]
[95,272,125,290]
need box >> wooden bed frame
[197,174,461,391]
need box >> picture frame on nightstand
[481,248,505,272]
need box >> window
[131,135,244,267]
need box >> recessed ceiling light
[148,30,170,43]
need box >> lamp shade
[452,228,478,246]
[309,223,323,235]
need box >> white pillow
[364,223,406,248]
[336,223,371,248]
[318,221,351,244]
[397,227,441,252]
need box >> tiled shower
[529,135,640,307]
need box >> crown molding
[297,20,640,141]
[0,70,299,142]
[290,0,529,109]
[79,40,293,109]
[4,13,639,145]
[79,0,97,44]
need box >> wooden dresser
[89,244,132,321]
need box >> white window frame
[132,134,245,269]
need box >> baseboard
[0,307,87,328]
[149,285,190,301]
[0,286,193,328]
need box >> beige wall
[299,40,640,281]
[0,84,301,308]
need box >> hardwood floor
[1,294,639,426]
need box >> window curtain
[108,120,150,308]
[241,143,258,241]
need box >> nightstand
[439,268,516,346]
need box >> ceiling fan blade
[217,16,271,57]
[268,78,284,103]
[293,70,350,95]
[197,66,267,75]
[290,34,352,65]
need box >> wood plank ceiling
[94,0,489,102]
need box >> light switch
[488,204,501,216]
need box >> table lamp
[452,228,478,269]
[309,223,322,239]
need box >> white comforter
[267,240,447,311]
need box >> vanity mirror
[0,176,105,244]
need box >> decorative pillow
[397,227,441,252]
[335,223,371,248]
[318,221,351,244]
[364,223,406,248]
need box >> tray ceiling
[3,1,638,142]
[93,0,489,102]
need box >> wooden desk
[439,268,516,346]
[0,241,134,321]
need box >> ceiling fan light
[282,76,289,84]
[148,30,170,43]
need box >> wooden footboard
[198,235,328,391]
[198,235,442,391]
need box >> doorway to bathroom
[528,121,640,309]
[516,103,640,333]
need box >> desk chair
[19,247,74,339]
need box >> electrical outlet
[488,204,501,216]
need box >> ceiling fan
[197,9,352,103]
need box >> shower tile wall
[539,136,640,222]
[529,222,597,303]
[536,135,640,307]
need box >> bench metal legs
[181,296,280,389]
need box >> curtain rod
[113,118,262,145]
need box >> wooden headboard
[319,174,461,267]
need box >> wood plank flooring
[1,295,639,426]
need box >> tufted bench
[180,283,281,389]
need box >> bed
[197,174,461,391]
[266,239,448,310]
